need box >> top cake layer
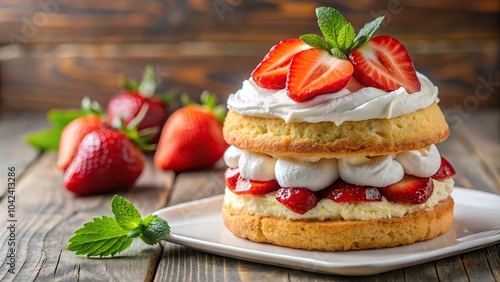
[223,102,449,158]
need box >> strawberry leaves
[301,7,384,58]
[67,195,170,257]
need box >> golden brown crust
[223,103,449,158]
[222,197,454,251]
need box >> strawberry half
[286,48,353,102]
[275,187,319,214]
[321,180,381,203]
[349,35,421,93]
[379,175,433,204]
[251,38,310,89]
[224,168,280,195]
[432,157,456,180]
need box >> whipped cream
[275,158,339,191]
[223,146,244,168]
[223,178,454,221]
[227,73,438,125]
[338,155,404,187]
[238,151,276,181]
[224,145,442,188]
[395,145,441,177]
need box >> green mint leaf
[316,7,348,50]
[330,48,347,60]
[139,214,170,245]
[354,16,385,48]
[121,76,140,92]
[47,109,85,129]
[111,195,142,231]
[337,23,356,54]
[67,216,132,257]
[24,127,61,151]
[138,65,157,97]
[299,34,329,50]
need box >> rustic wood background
[0,0,498,111]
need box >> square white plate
[155,187,500,276]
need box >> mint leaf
[316,7,348,50]
[68,195,171,257]
[67,216,132,257]
[24,127,61,151]
[138,65,157,97]
[111,195,142,231]
[337,23,356,54]
[299,34,329,50]
[330,48,347,59]
[25,109,85,151]
[140,214,170,245]
[354,16,385,48]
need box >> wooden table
[0,109,499,281]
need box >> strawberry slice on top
[349,35,421,93]
[251,38,310,89]
[286,48,354,103]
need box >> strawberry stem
[138,65,158,98]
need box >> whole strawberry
[154,92,229,172]
[63,128,145,196]
[106,66,174,143]
[57,98,105,171]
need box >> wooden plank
[0,111,48,197]
[486,244,500,281]
[403,262,439,281]
[0,0,497,44]
[0,153,174,281]
[461,249,497,282]
[0,42,498,112]
[435,256,468,282]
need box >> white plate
[155,187,500,276]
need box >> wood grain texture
[0,0,497,44]
[0,153,174,281]
[0,111,47,197]
[0,42,498,111]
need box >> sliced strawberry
[432,157,456,180]
[224,168,280,195]
[345,76,365,92]
[286,48,353,102]
[275,187,319,214]
[379,175,433,204]
[349,35,421,93]
[251,38,310,89]
[320,180,381,203]
[224,167,240,190]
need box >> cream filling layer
[223,178,454,221]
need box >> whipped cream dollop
[227,73,438,125]
[338,155,404,187]
[395,144,441,177]
[275,158,339,191]
[238,152,276,181]
[224,145,440,188]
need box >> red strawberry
[107,66,172,143]
[275,187,319,214]
[224,168,280,195]
[63,128,145,196]
[432,157,456,180]
[349,35,421,93]
[107,93,167,143]
[251,38,310,89]
[321,180,381,203]
[345,76,365,92]
[286,48,354,102]
[154,94,229,172]
[379,175,433,204]
[57,115,104,171]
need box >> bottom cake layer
[222,196,454,251]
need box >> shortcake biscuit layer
[223,103,449,158]
[222,196,454,251]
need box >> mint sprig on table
[299,7,384,59]
[67,195,170,257]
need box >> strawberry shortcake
[221,7,456,251]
